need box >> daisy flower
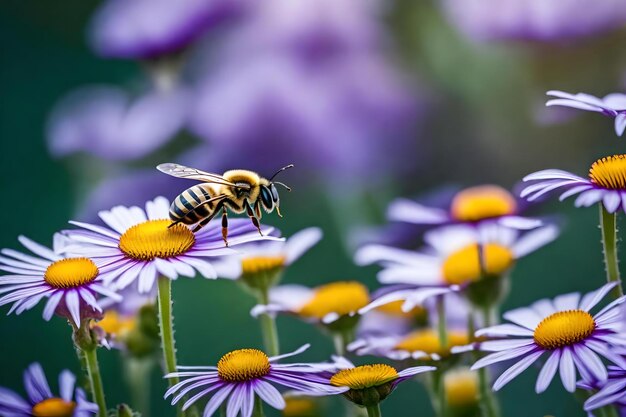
[471,282,626,393]
[351,294,471,361]
[251,281,370,329]
[443,368,479,413]
[281,395,321,417]
[94,287,159,352]
[521,155,626,214]
[325,357,435,407]
[0,362,98,417]
[355,298,428,338]
[546,90,626,136]
[0,234,121,327]
[349,327,470,362]
[387,185,541,230]
[355,223,559,311]
[60,196,279,293]
[164,345,346,417]
[214,227,322,290]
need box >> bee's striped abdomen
[169,184,221,225]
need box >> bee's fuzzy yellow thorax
[223,170,261,185]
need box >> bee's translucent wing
[157,163,250,189]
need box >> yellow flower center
[441,243,514,285]
[589,155,626,189]
[32,398,76,417]
[375,300,426,318]
[118,219,195,261]
[96,310,136,338]
[533,309,596,350]
[450,185,517,222]
[283,398,317,417]
[444,369,479,408]
[298,281,369,319]
[217,349,271,382]
[394,329,469,358]
[241,256,286,275]
[44,258,99,289]
[330,364,399,389]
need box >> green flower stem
[600,205,624,299]
[83,347,108,417]
[476,308,499,417]
[157,276,198,417]
[365,403,382,417]
[332,328,354,356]
[252,396,265,417]
[257,288,280,357]
[430,370,445,417]
[436,295,448,349]
[157,276,178,382]
[123,358,153,416]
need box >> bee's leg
[191,210,219,233]
[254,200,263,220]
[245,201,263,236]
[221,208,229,247]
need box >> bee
[156,163,293,246]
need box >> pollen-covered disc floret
[394,329,469,358]
[241,256,286,275]
[217,349,271,382]
[44,258,99,289]
[533,310,596,350]
[451,185,517,222]
[119,219,195,261]
[589,155,626,189]
[32,398,76,417]
[442,243,514,285]
[330,364,399,389]
[298,281,369,319]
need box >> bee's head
[262,164,294,216]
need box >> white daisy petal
[493,350,543,391]
[559,348,577,393]
[284,227,322,264]
[535,350,561,393]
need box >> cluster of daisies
[2,88,626,417]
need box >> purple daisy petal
[226,384,245,417]
[240,383,254,417]
[559,347,577,393]
[43,292,64,321]
[536,349,561,393]
[24,363,52,403]
[471,345,539,370]
[203,384,235,417]
[59,370,76,402]
[493,350,543,391]
[65,290,82,326]
[252,380,285,409]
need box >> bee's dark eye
[260,186,273,208]
[270,184,279,201]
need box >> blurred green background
[1,1,626,416]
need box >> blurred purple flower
[47,86,189,161]
[441,0,626,42]
[77,169,184,222]
[89,0,247,59]
[189,54,422,182]
[218,0,384,63]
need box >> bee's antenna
[273,182,292,192]
[269,164,294,181]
